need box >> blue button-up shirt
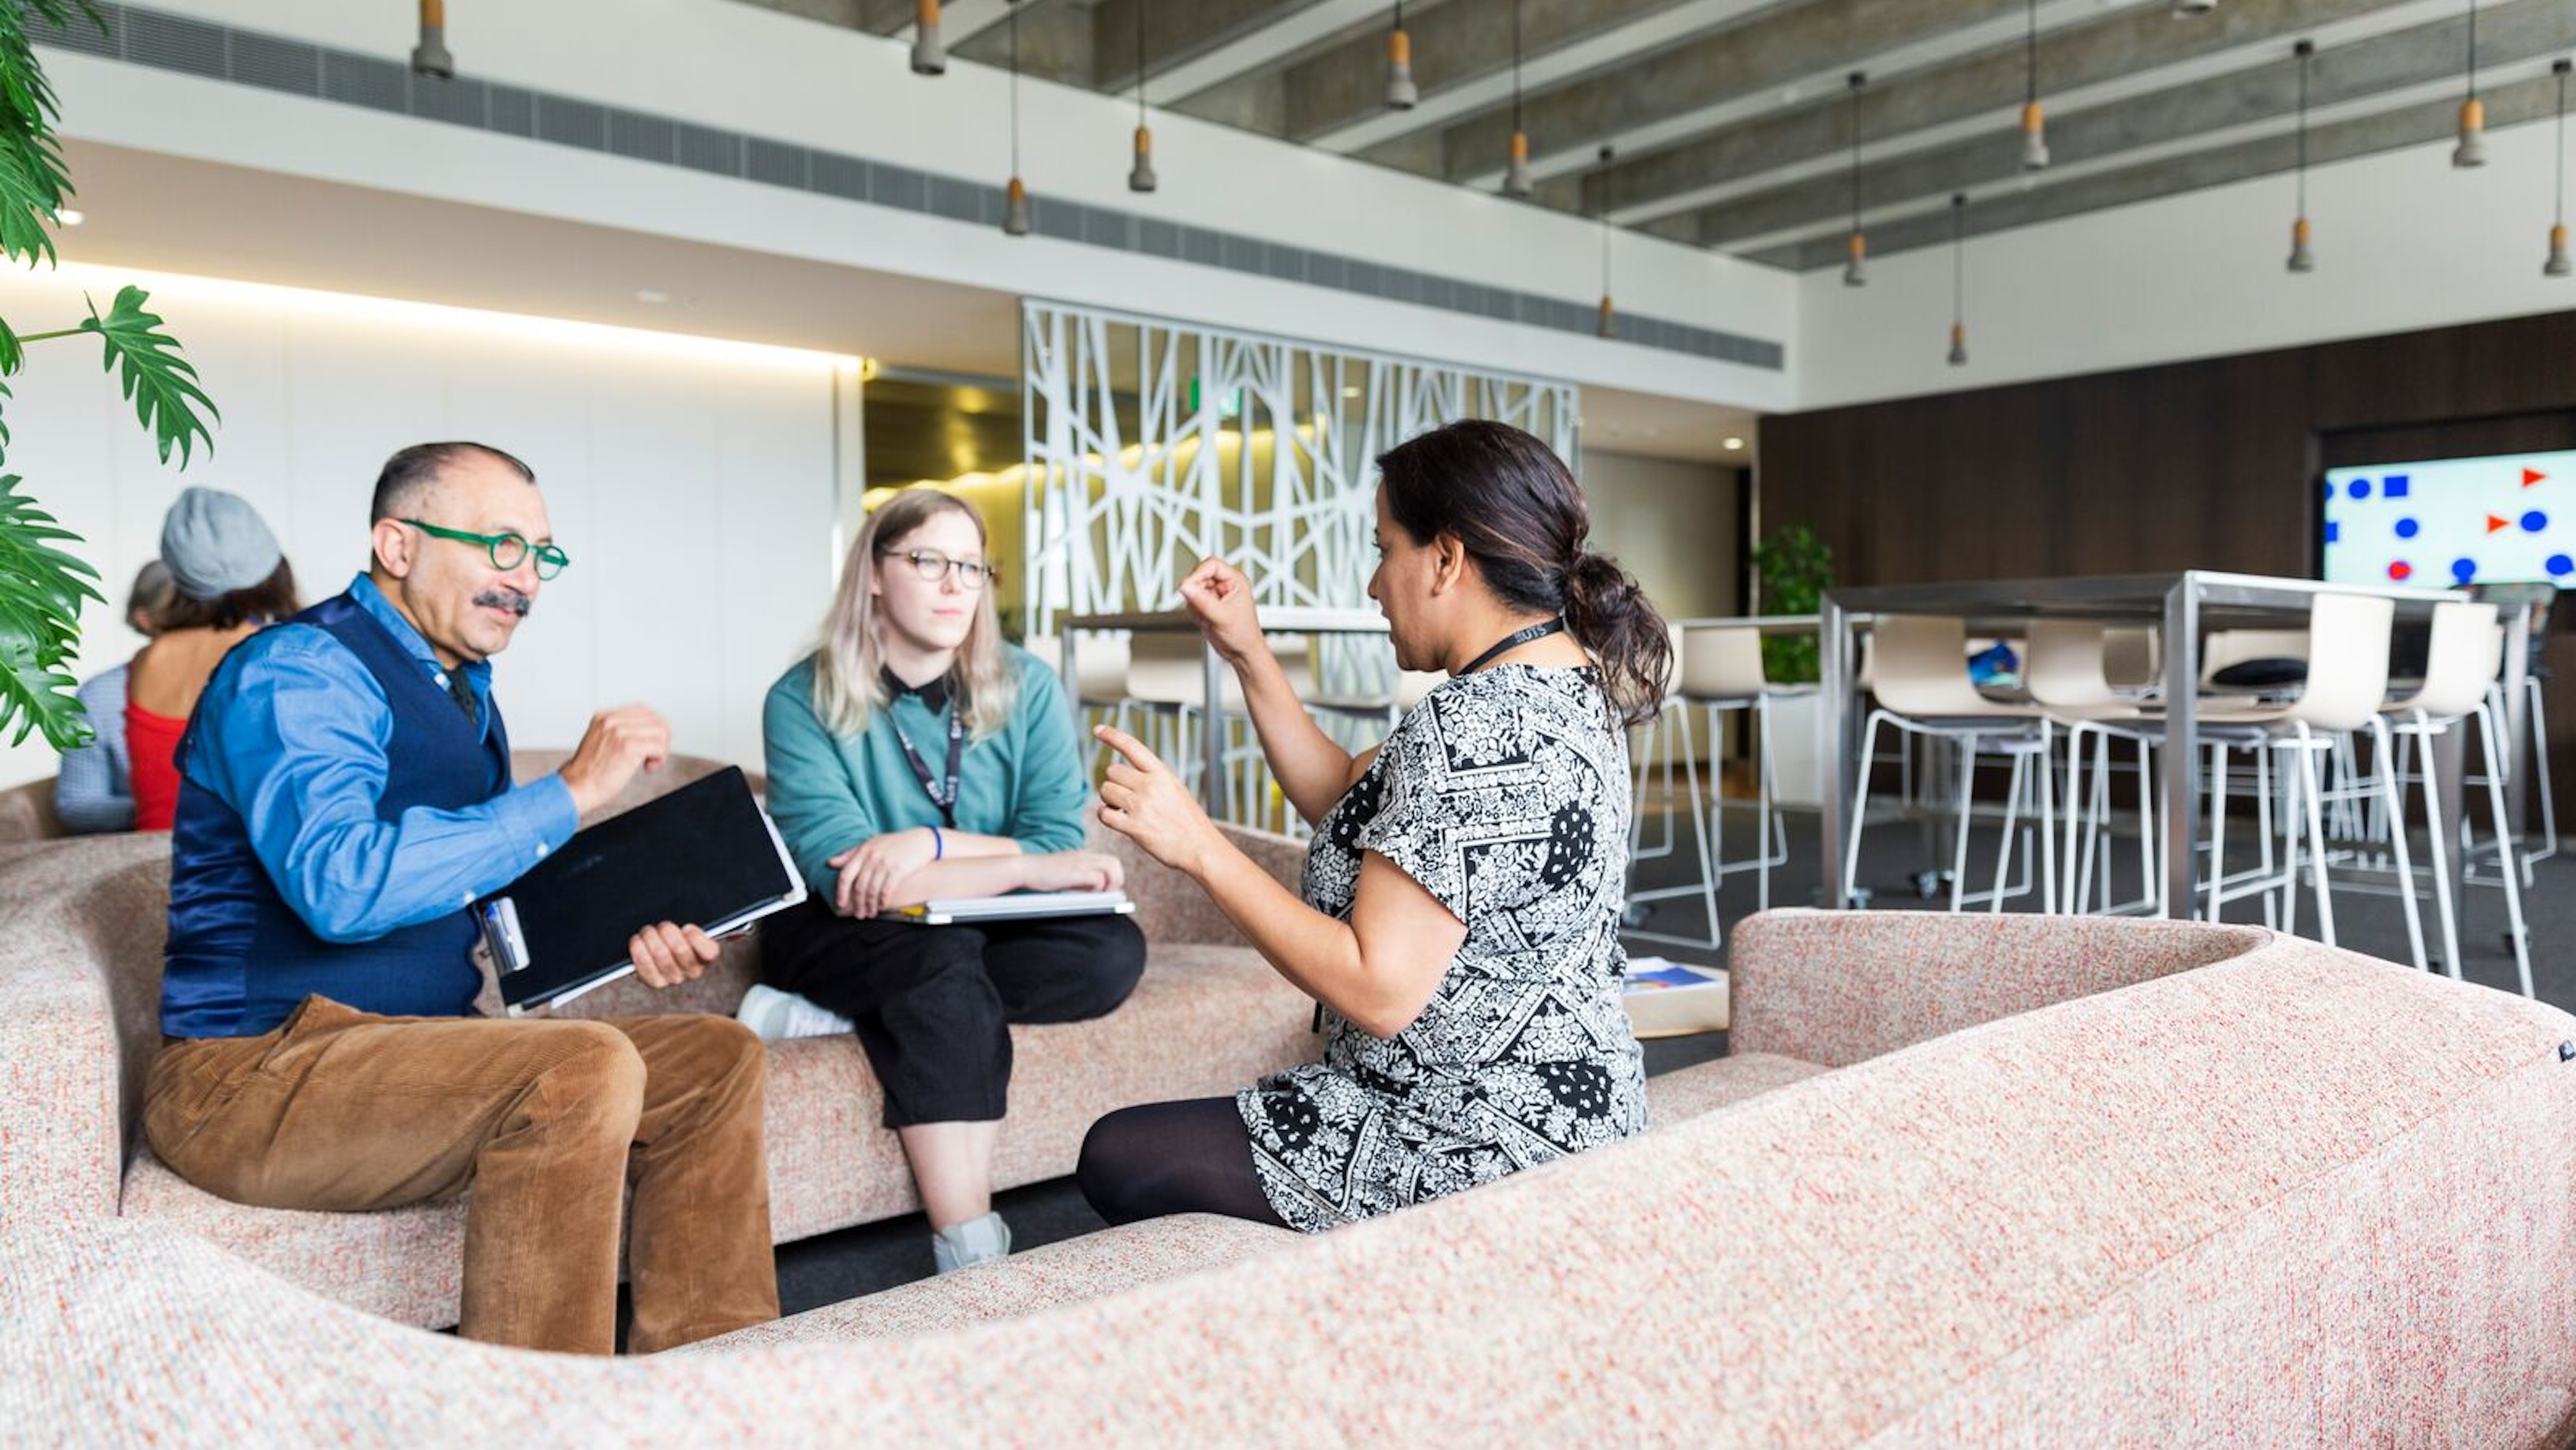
[185,573,579,944]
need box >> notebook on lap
[478,766,806,1015]
[885,890,1134,926]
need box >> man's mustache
[473,589,533,617]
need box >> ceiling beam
[1432,0,2050,191]
[1737,52,2569,266]
[1282,0,1757,151]
[1124,0,1392,104]
[1594,0,2450,229]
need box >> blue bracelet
[930,825,944,861]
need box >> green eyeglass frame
[402,519,570,579]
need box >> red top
[125,701,189,833]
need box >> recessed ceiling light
[56,208,82,226]
[1341,386,1362,398]
[634,288,669,304]
[1723,436,1746,449]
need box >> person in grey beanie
[124,487,300,831]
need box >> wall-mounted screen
[2322,449,2575,590]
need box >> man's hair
[370,442,536,525]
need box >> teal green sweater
[762,645,1091,900]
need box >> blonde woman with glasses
[748,488,1141,1275]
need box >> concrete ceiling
[735,0,2576,270]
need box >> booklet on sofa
[478,766,807,1015]
[1621,957,1729,1039]
[885,890,1135,926]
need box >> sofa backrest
[1728,909,2271,1068]
[0,775,64,845]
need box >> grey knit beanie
[160,487,283,601]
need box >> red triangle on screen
[2489,514,2512,534]
[2525,467,2546,487]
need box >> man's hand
[1019,850,1128,894]
[1179,557,1267,666]
[829,828,942,918]
[558,706,672,816]
[630,921,719,989]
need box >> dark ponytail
[1376,419,1673,727]
[1561,549,1670,727]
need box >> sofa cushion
[118,1152,470,1328]
[1644,1051,1828,1124]
[119,940,1316,1327]
[685,1213,1296,1351]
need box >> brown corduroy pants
[145,995,780,1355]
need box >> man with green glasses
[150,440,780,1355]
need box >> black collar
[880,666,953,714]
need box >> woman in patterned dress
[1079,419,1673,1231]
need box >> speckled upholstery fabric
[1729,909,2271,1068]
[0,774,63,844]
[686,1213,1297,1350]
[0,781,1318,1328]
[8,920,2574,1449]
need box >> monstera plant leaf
[83,285,216,464]
[0,471,103,747]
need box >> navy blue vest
[161,591,513,1038]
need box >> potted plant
[1750,523,1833,806]
[0,1,214,754]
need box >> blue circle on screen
[2524,510,2550,534]
[2551,555,2574,578]
[2347,479,2372,500]
[2395,517,2420,538]
[2452,558,2478,584]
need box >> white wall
[46,0,1797,412]
[1796,122,2576,411]
[1578,449,1742,622]
[0,264,844,789]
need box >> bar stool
[1842,615,2055,915]
[2378,602,2533,995]
[2025,620,2176,918]
[1675,626,1795,912]
[1625,625,1723,948]
[2189,593,2425,965]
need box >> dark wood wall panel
[1760,306,2576,804]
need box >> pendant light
[1596,145,1616,338]
[912,0,946,77]
[1002,0,1030,236]
[1129,0,1157,192]
[1843,71,1869,287]
[2288,40,2316,273]
[2454,0,2485,168]
[1947,194,1969,367]
[1503,0,1532,197]
[2548,59,2571,277]
[2019,0,2050,171]
[1386,2,1418,111]
[410,0,453,79]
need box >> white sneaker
[734,983,854,1042]
[931,1211,1012,1275]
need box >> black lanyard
[891,703,965,828]
[1461,617,1567,675]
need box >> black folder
[476,766,807,1015]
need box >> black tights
[1076,1097,1287,1229]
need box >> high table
[1816,572,2510,922]
[1058,607,1392,819]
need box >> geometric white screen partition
[1021,300,1579,657]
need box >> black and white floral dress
[1237,663,1648,1232]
